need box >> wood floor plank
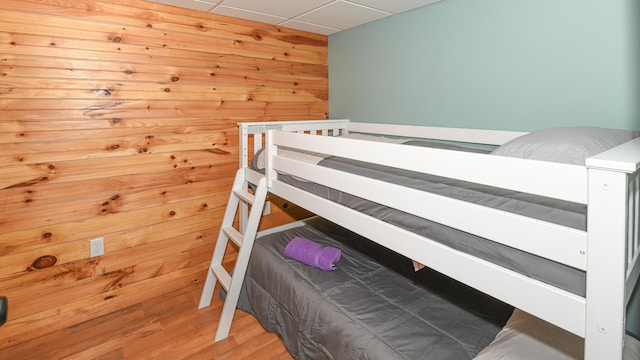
[0,285,293,359]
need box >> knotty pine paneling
[0,0,327,350]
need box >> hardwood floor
[0,283,293,360]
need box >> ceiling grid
[146,0,441,35]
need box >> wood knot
[206,148,230,155]
[30,255,57,270]
[112,36,122,43]
[171,76,179,82]
[163,88,171,92]
[248,31,264,41]
[95,89,111,97]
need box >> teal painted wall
[328,0,639,337]
[328,0,639,131]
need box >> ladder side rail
[198,169,247,309]
[214,177,268,342]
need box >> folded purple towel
[284,236,341,271]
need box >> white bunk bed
[200,119,640,359]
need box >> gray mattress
[236,217,514,360]
[260,140,587,296]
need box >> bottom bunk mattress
[234,217,514,360]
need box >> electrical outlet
[90,237,104,257]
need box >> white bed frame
[215,119,640,359]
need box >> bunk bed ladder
[198,168,268,342]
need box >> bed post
[585,168,628,359]
[585,137,640,359]
[238,123,251,231]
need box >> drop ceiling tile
[147,0,217,12]
[296,1,390,30]
[146,0,445,35]
[211,5,287,25]
[280,19,341,35]
[348,0,441,13]
[218,0,333,18]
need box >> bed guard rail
[238,120,350,169]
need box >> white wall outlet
[90,237,104,258]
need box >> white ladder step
[222,226,243,247]
[211,265,231,292]
[232,188,254,205]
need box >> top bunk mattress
[252,139,587,296]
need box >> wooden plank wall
[0,0,327,349]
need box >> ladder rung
[222,226,243,247]
[211,265,231,292]
[233,188,255,205]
